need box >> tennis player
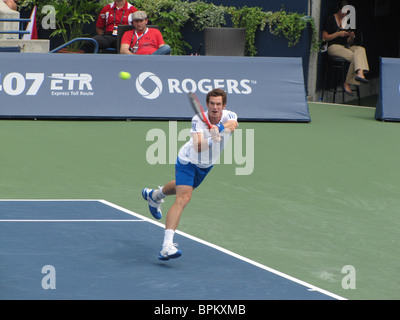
[142,88,238,260]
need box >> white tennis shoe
[159,243,182,261]
[142,188,163,219]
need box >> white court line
[0,199,346,300]
[0,199,101,202]
[0,220,144,222]
[99,199,347,301]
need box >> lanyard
[130,28,148,50]
[113,7,126,25]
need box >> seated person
[120,11,171,55]
[322,0,369,96]
[3,0,19,11]
[86,0,137,53]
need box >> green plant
[264,9,310,49]
[190,1,227,31]
[229,5,320,56]
[228,6,267,56]
[19,0,101,52]
[306,16,321,52]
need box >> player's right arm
[192,131,213,153]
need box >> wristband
[216,123,225,132]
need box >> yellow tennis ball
[119,71,131,80]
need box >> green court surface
[1,102,399,300]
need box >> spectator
[3,0,19,11]
[86,0,137,53]
[120,11,171,55]
[322,0,369,96]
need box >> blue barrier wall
[0,53,310,122]
[375,58,400,122]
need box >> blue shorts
[175,158,213,189]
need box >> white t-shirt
[178,109,238,168]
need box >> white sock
[163,229,175,246]
[152,186,166,201]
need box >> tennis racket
[188,92,212,129]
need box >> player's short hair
[206,88,227,105]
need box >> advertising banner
[0,53,310,122]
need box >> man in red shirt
[87,0,137,53]
[120,11,171,55]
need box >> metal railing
[50,38,99,53]
[0,19,99,53]
[0,18,31,37]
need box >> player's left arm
[209,119,237,143]
[212,111,238,135]
[220,119,238,133]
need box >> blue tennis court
[0,200,344,300]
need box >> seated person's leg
[151,45,171,55]
[84,35,117,53]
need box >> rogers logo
[134,71,256,100]
[135,72,163,100]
